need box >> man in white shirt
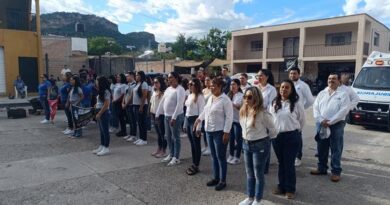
[239,73,252,92]
[311,73,350,182]
[339,73,359,111]
[289,67,315,166]
[123,71,137,141]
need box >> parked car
[232,73,257,86]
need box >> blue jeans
[39,96,50,120]
[110,102,119,129]
[317,121,346,176]
[229,122,243,158]
[97,110,110,147]
[63,103,73,129]
[126,105,137,136]
[186,116,201,166]
[164,114,184,159]
[207,131,228,182]
[297,131,303,160]
[153,114,167,150]
[273,130,300,193]
[71,105,82,137]
[133,104,148,141]
[243,138,270,201]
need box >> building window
[325,32,352,46]
[251,41,263,51]
[374,32,380,47]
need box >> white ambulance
[350,51,390,131]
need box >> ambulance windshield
[353,67,390,90]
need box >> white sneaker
[239,198,254,205]
[167,157,180,166]
[93,145,104,154]
[64,129,74,135]
[136,140,147,146]
[40,119,49,124]
[201,147,207,153]
[123,135,130,140]
[295,158,302,167]
[97,147,110,156]
[202,148,211,156]
[251,200,264,205]
[62,128,70,134]
[161,154,172,163]
[109,128,117,133]
[180,133,187,138]
[227,155,234,164]
[126,136,137,142]
[133,139,141,145]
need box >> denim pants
[152,114,167,150]
[317,121,346,176]
[296,131,303,160]
[243,138,270,201]
[63,103,73,129]
[186,116,201,166]
[206,131,228,182]
[264,138,273,174]
[126,105,137,136]
[273,130,299,193]
[133,104,148,141]
[39,96,50,120]
[164,114,184,159]
[110,102,119,128]
[115,101,127,134]
[97,110,110,147]
[229,122,243,158]
[71,105,82,137]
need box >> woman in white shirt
[238,86,277,205]
[227,79,244,165]
[113,74,128,137]
[194,77,233,191]
[269,79,305,200]
[184,78,205,175]
[257,69,277,174]
[201,76,212,155]
[132,71,149,146]
[150,76,168,158]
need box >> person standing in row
[184,78,205,175]
[222,66,231,94]
[150,76,168,158]
[38,74,51,124]
[201,76,212,156]
[68,75,84,138]
[195,77,233,191]
[339,73,359,111]
[156,72,186,166]
[270,79,305,199]
[311,73,350,183]
[108,75,118,133]
[239,86,277,205]
[61,72,74,135]
[114,74,128,137]
[227,79,244,165]
[288,67,315,167]
[132,71,149,146]
[239,73,252,92]
[48,79,59,124]
[123,72,137,141]
[93,76,111,156]
[257,69,277,174]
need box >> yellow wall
[0,29,42,94]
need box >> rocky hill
[36,12,158,50]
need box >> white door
[0,47,6,94]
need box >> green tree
[172,34,201,60]
[88,37,122,56]
[199,28,231,60]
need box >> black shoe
[206,179,219,187]
[116,131,126,137]
[215,182,226,191]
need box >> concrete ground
[0,108,389,205]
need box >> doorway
[19,57,38,92]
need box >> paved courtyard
[0,108,390,205]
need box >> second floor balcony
[304,42,357,57]
[233,50,263,60]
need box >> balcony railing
[233,50,263,60]
[267,46,299,59]
[304,42,357,57]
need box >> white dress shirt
[231,92,244,123]
[156,85,186,120]
[132,82,149,105]
[241,84,252,92]
[198,94,233,133]
[313,87,350,125]
[338,84,359,110]
[294,79,315,109]
[260,83,277,110]
[240,111,277,140]
[270,100,305,133]
[113,83,126,102]
[185,94,205,117]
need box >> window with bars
[325,32,352,46]
[251,41,263,51]
[374,32,380,47]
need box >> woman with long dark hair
[239,86,277,205]
[194,77,233,191]
[270,79,305,199]
[68,75,84,138]
[113,74,127,137]
[108,75,118,132]
[61,72,74,135]
[201,76,212,155]
[184,78,205,175]
[227,78,244,165]
[150,76,168,157]
[132,71,149,145]
[93,76,112,156]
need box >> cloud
[32,0,94,14]
[343,0,390,20]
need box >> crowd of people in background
[34,65,359,204]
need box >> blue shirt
[60,82,71,103]
[14,79,25,89]
[38,80,51,97]
[81,83,92,107]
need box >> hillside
[36,12,158,51]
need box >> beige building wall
[135,60,175,74]
[268,29,300,48]
[305,23,358,45]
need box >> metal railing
[267,46,299,58]
[304,42,357,57]
[233,50,263,60]
[0,10,36,31]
